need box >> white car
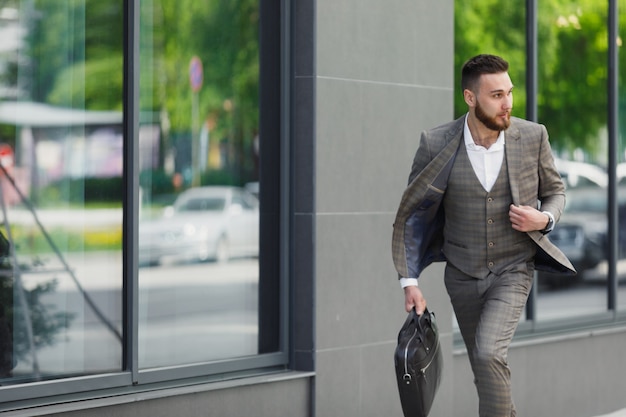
[139,186,259,266]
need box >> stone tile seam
[317,75,452,91]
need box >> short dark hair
[461,54,509,92]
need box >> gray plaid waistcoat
[442,144,536,279]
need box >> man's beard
[475,101,510,131]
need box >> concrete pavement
[594,409,626,417]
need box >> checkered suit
[391,115,576,416]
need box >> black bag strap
[416,308,438,341]
[398,307,438,344]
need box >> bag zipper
[402,327,440,383]
[419,337,440,381]
[402,328,418,384]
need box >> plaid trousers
[444,262,534,417]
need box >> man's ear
[463,89,475,107]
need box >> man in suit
[392,54,575,416]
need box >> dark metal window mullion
[280,0,291,356]
[608,0,619,313]
[123,0,140,382]
[525,0,538,322]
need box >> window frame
[452,0,626,347]
[521,0,623,326]
[0,0,292,409]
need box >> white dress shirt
[463,116,506,192]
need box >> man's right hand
[404,285,426,315]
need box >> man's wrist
[399,278,418,288]
[541,211,555,234]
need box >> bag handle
[415,308,437,341]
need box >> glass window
[0,0,124,382]
[618,0,626,312]
[535,0,610,321]
[454,0,527,120]
[137,0,263,369]
[0,0,278,398]
[455,0,625,325]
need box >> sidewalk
[594,409,626,417]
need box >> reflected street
[536,281,626,321]
[138,258,259,368]
[16,254,258,375]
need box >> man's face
[473,72,514,131]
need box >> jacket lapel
[505,123,522,205]
[396,125,463,220]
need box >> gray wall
[311,0,454,416]
[452,330,626,417]
[43,377,312,417]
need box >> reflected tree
[455,0,626,160]
[25,0,260,188]
[0,230,74,377]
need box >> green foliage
[27,0,260,187]
[149,0,260,172]
[455,0,626,159]
[0,125,17,149]
[6,224,122,254]
[139,169,175,195]
[38,177,123,205]
[200,169,240,186]
[47,57,124,110]
[29,0,124,106]
[537,1,609,154]
[454,0,528,119]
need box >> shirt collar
[463,113,505,151]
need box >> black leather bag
[394,308,443,417]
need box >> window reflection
[138,0,260,369]
[618,0,626,313]
[0,1,124,383]
[539,161,609,289]
[535,168,613,315]
[535,0,612,320]
[535,177,626,320]
[455,0,626,321]
[138,186,259,266]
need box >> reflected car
[540,186,626,287]
[554,158,608,189]
[244,181,259,199]
[139,186,259,266]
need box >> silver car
[139,186,259,266]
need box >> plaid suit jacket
[392,115,576,279]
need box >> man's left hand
[508,204,549,232]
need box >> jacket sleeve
[536,124,566,222]
[393,132,459,278]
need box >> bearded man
[391,54,575,416]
